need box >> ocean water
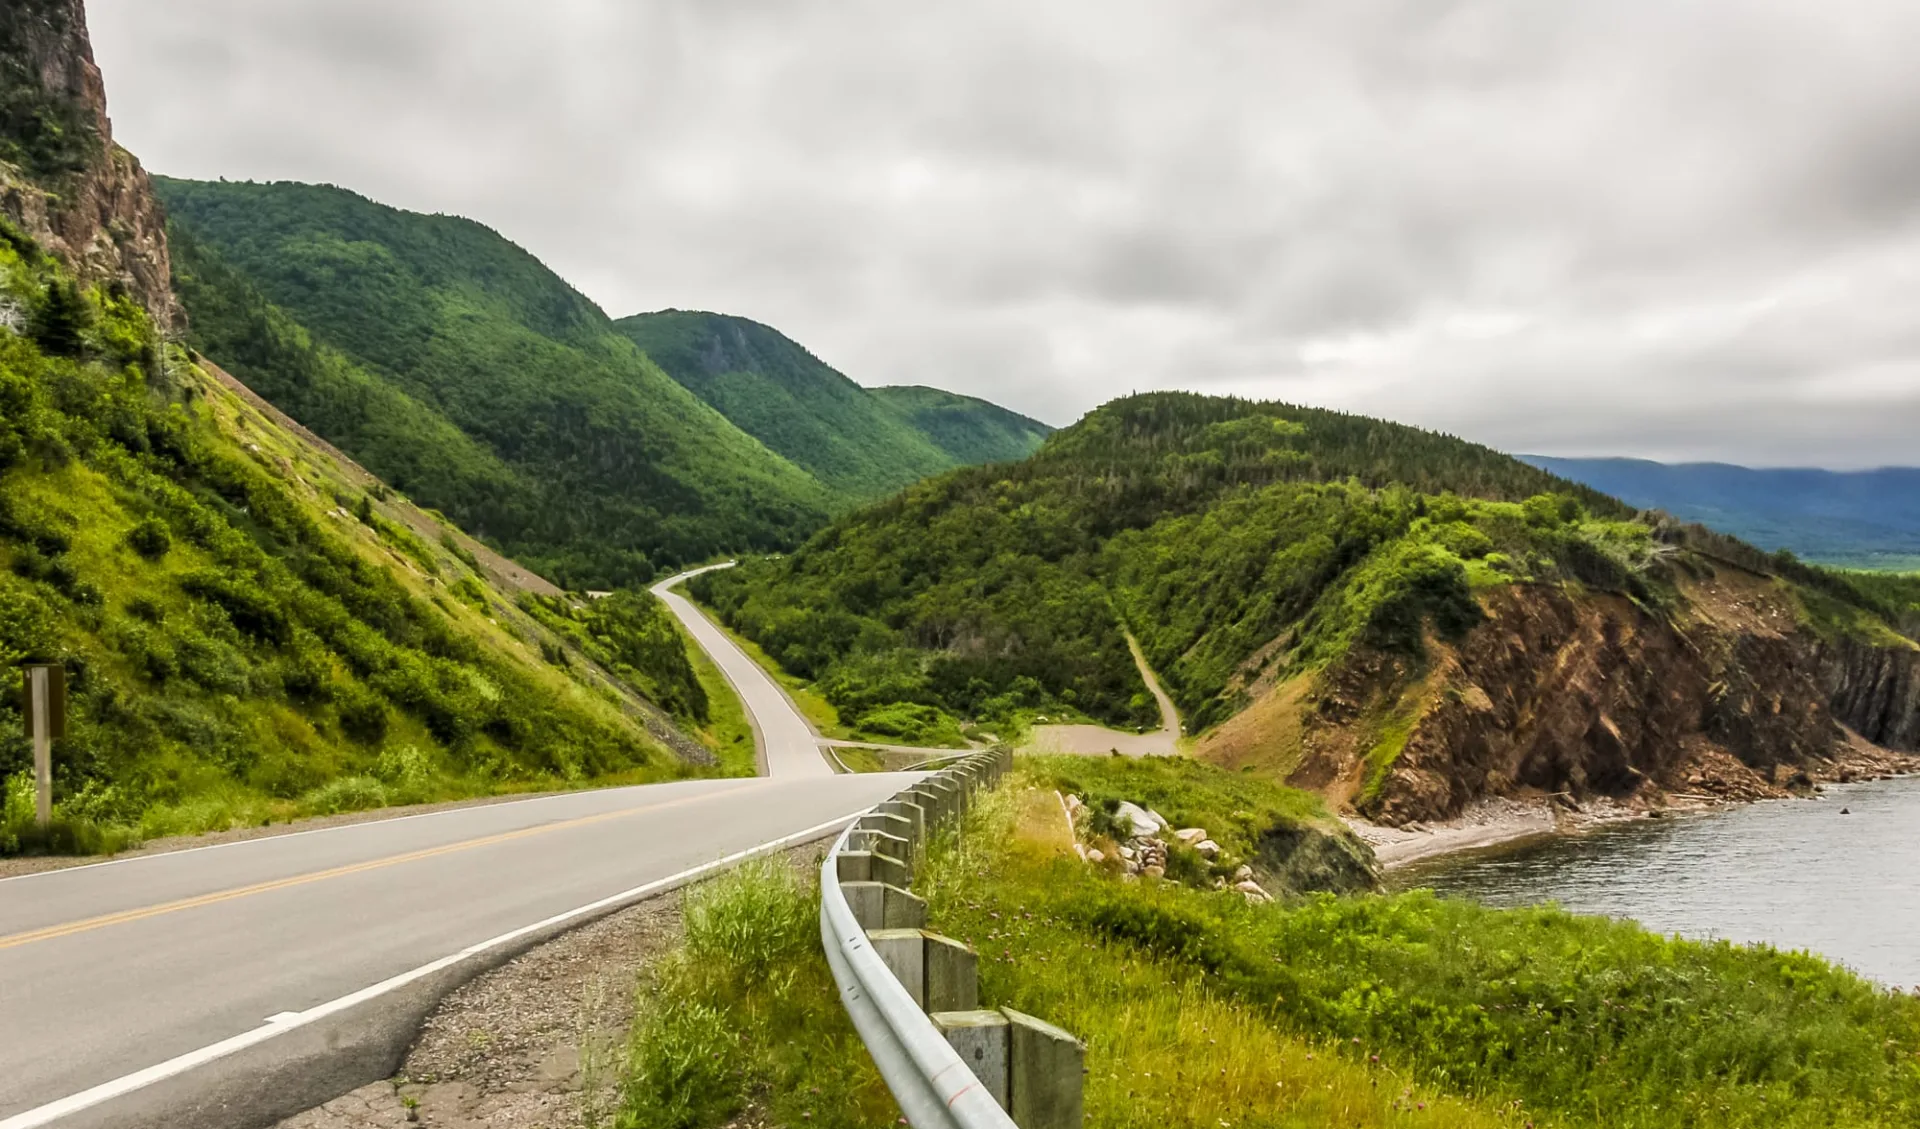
[1393,774,1920,990]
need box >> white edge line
[0,808,869,1129]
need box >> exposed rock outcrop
[1819,636,1920,750]
[1,0,177,330]
[1279,566,1919,826]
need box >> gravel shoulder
[274,841,831,1129]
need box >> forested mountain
[1523,456,1920,571]
[613,311,1050,498]
[1,7,740,854]
[155,178,832,589]
[615,311,979,500]
[868,384,1054,465]
[698,392,1920,821]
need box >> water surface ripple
[1395,775,1920,990]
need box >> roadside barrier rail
[820,749,1084,1129]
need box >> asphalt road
[652,565,836,778]
[0,565,909,1127]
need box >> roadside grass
[615,795,1520,1129]
[674,619,758,777]
[618,857,893,1128]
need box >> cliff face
[1265,565,1919,826]
[1820,638,1920,750]
[0,0,176,330]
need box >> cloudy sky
[88,0,1920,467]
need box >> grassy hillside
[614,311,1051,500]
[0,218,735,854]
[693,392,1639,734]
[1524,455,1920,571]
[868,383,1053,465]
[155,178,831,589]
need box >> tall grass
[618,858,893,1128]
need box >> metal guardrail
[820,751,1022,1129]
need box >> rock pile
[1061,794,1273,902]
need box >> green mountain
[612,310,1050,500]
[1522,456,1920,572]
[154,179,832,589]
[868,384,1054,465]
[696,392,1920,820]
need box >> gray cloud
[88,0,1920,466]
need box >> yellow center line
[0,783,761,952]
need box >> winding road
[0,569,899,1128]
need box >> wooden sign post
[21,663,66,830]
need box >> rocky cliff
[0,0,175,330]
[1213,561,1920,825]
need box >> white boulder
[1195,839,1221,858]
[1173,828,1207,845]
[1235,879,1273,903]
[1113,801,1164,839]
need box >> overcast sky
[88,1,1920,467]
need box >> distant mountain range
[156,180,1049,589]
[1521,457,1920,571]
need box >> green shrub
[124,517,171,560]
[298,775,388,816]
[335,683,390,745]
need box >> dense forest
[0,215,720,853]
[614,310,1049,502]
[696,392,1911,740]
[157,178,832,589]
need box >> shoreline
[1351,746,1920,871]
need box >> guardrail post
[837,849,909,889]
[858,811,920,859]
[877,798,926,843]
[932,1010,1010,1107]
[841,881,928,931]
[849,829,915,884]
[868,929,979,1012]
[1007,1009,1085,1129]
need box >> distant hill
[155,179,832,589]
[868,384,1054,466]
[613,310,1050,500]
[1521,457,1920,571]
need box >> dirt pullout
[275,842,830,1129]
[1026,631,1183,757]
